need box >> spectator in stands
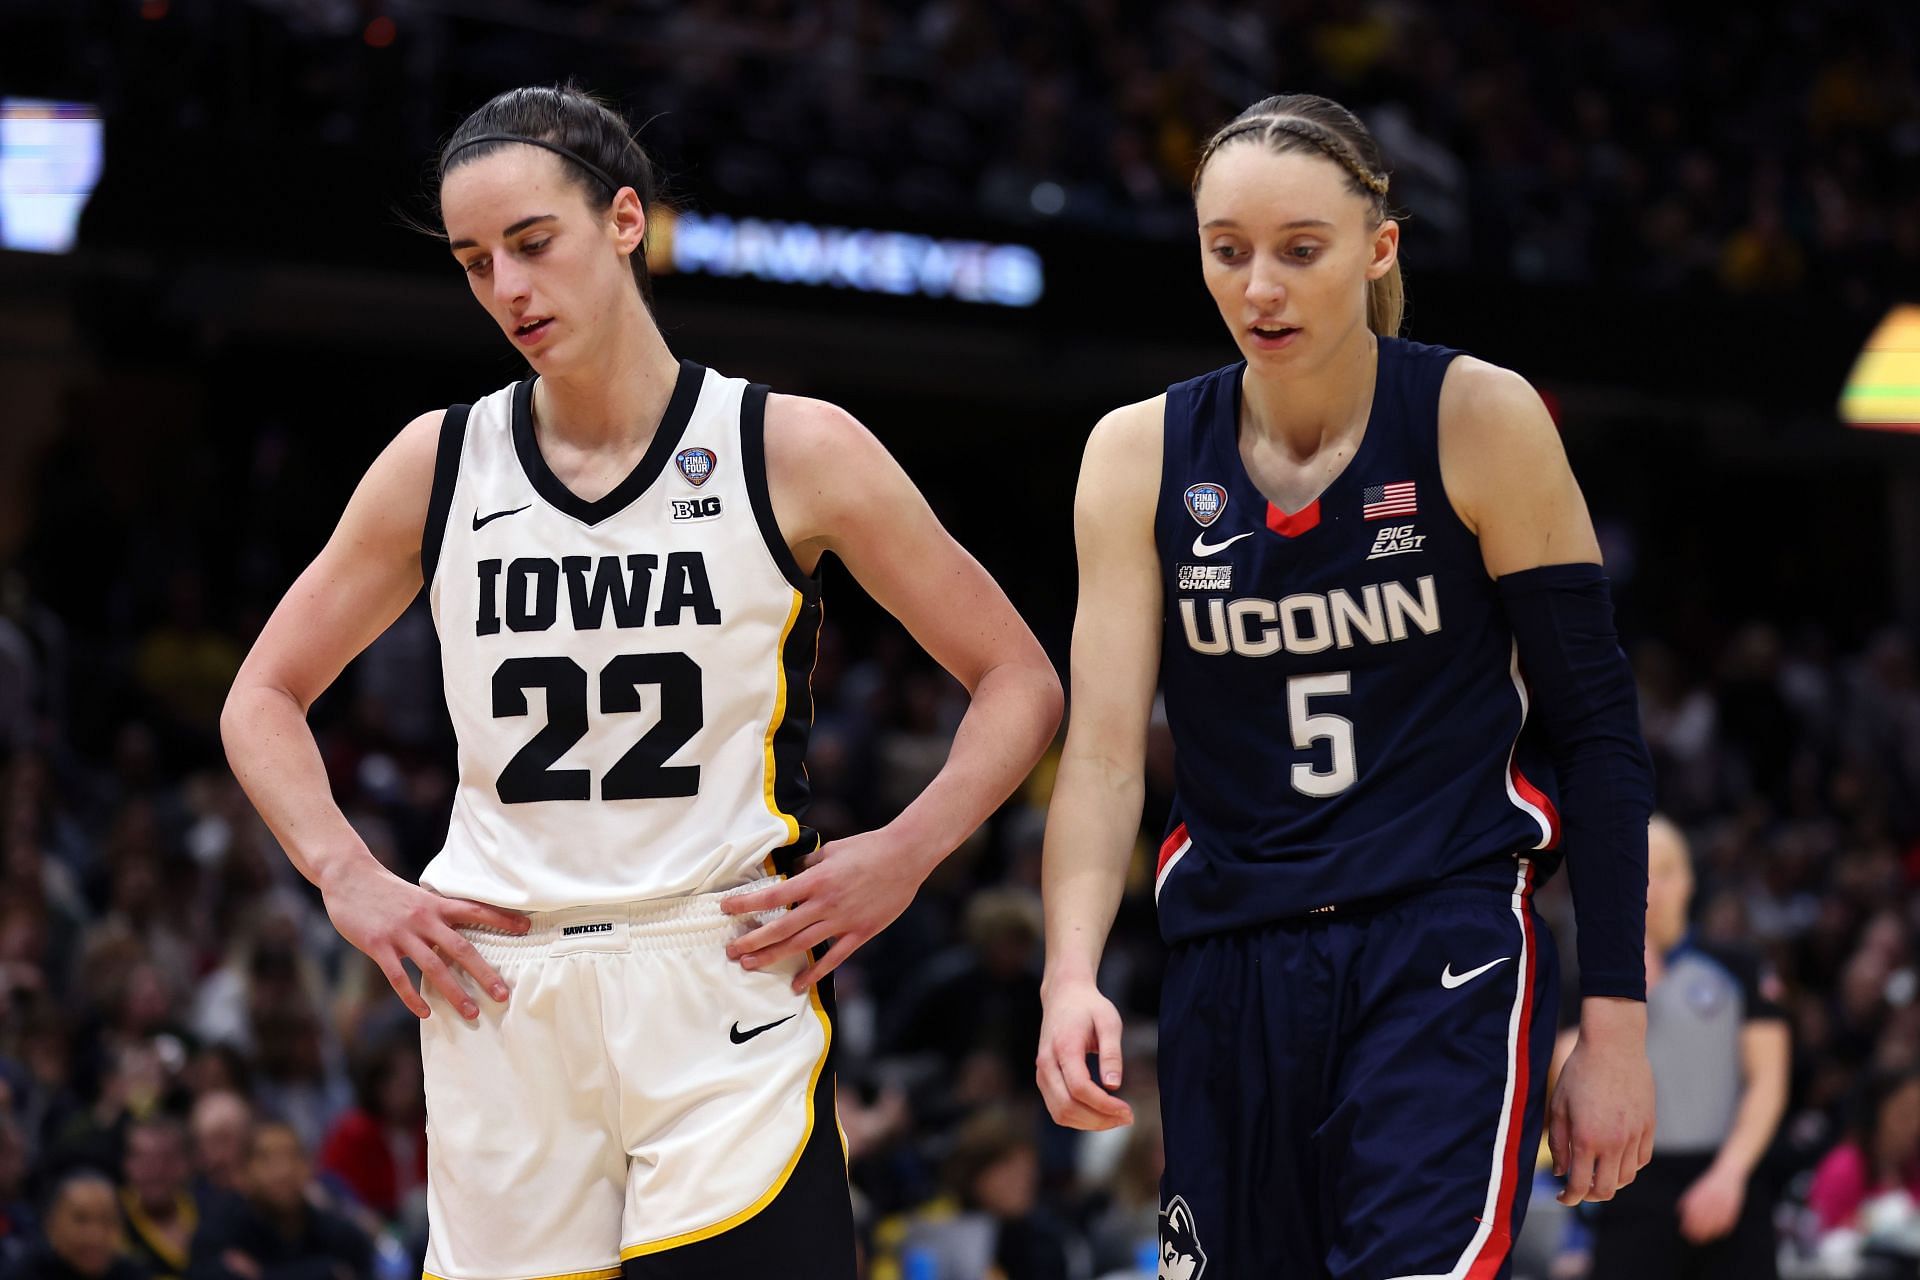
[1807,1069,1920,1233]
[1,1169,147,1280]
[118,1117,197,1280]
[315,1037,423,1223]
[187,1095,251,1199]
[187,1121,371,1280]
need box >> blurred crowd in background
[2,544,1919,1277]
[59,0,1916,308]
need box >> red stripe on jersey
[1265,500,1321,538]
[1157,823,1190,878]
[1509,764,1562,849]
[1466,861,1538,1280]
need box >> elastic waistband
[463,879,785,962]
[1297,855,1539,922]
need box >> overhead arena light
[1839,304,1920,434]
[645,207,1044,308]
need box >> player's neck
[1240,327,1378,463]
[532,307,681,451]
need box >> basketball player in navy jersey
[221,84,1061,1280]
[1036,94,1657,1279]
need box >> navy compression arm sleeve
[1497,562,1654,1001]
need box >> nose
[490,254,531,313]
[1247,251,1288,310]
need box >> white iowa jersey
[418,359,820,910]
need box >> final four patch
[1184,483,1228,527]
[675,447,717,486]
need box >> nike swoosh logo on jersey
[472,504,531,530]
[1441,956,1512,989]
[729,1013,798,1044]
[1191,530,1253,557]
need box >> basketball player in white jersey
[220,84,1063,1280]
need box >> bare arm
[1678,1018,1791,1242]
[220,411,528,1019]
[1035,397,1165,1131]
[1439,357,1652,1204]
[722,395,1064,990]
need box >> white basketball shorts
[418,881,854,1280]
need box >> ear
[608,186,647,257]
[1366,218,1400,281]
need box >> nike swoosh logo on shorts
[1441,956,1512,989]
[729,1013,798,1044]
[472,504,531,530]
[1191,530,1253,557]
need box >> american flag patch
[1362,481,1418,519]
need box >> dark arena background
[3,3,1920,1279]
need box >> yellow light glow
[1841,304,1920,433]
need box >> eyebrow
[448,214,556,252]
[1201,218,1335,230]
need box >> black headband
[444,133,629,200]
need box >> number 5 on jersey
[1287,672,1357,797]
[492,653,703,803]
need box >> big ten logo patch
[670,496,724,522]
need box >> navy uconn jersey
[1153,337,1563,943]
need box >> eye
[1211,243,1242,262]
[522,238,551,254]
[462,256,490,276]
[1289,245,1321,261]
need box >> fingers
[442,897,531,935]
[1547,1092,1571,1178]
[1094,1003,1125,1090]
[1556,1145,1593,1206]
[1034,1050,1077,1127]
[432,926,512,1004]
[1587,1145,1623,1202]
[1034,1047,1129,1130]
[410,942,479,1020]
[742,918,833,974]
[727,905,819,966]
[720,874,809,917]
[792,934,862,991]
[375,951,431,1020]
[1056,1034,1133,1126]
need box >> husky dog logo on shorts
[1158,1195,1207,1280]
[675,447,717,486]
[1184,483,1228,528]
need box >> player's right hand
[320,856,530,1021]
[1036,975,1134,1130]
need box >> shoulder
[1687,940,1790,1020]
[370,408,449,489]
[1080,394,1165,490]
[1437,356,1557,452]
[761,393,873,464]
[346,409,450,539]
[759,393,898,507]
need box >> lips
[512,316,555,347]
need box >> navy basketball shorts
[1157,858,1558,1280]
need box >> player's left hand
[1549,998,1655,1206]
[1676,1162,1745,1243]
[720,831,929,992]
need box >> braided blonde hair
[1193,95,1404,336]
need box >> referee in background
[1556,815,1791,1280]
